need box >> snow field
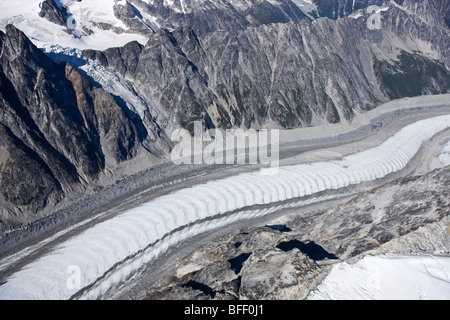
[307,255,450,300]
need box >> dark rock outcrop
[0,25,158,224]
[38,0,67,27]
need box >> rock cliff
[0,25,163,225]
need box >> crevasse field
[1,114,450,300]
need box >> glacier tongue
[1,114,450,300]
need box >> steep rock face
[0,26,103,179]
[121,0,309,36]
[15,0,450,132]
[374,51,450,99]
[85,28,232,132]
[37,0,309,40]
[296,0,450,25]
[82,1,450,131]
[93,1,450,40]
[400,0,450,30]
[113,1,156,34]
[0,123,64,215]
[64,65,148,165]
[0,25,156,224]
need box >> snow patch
[0,0,149,50]
[349,12,364,19]
[59,0,128,29]
[308,255,450,300]
[131,3,162,29]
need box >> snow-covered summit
[0,0,150,50]
[0,0,315,50]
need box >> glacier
[0,114,450,299]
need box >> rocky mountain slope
[0,0,449,237]
[58,0,450,132]
[0,24,168,226]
